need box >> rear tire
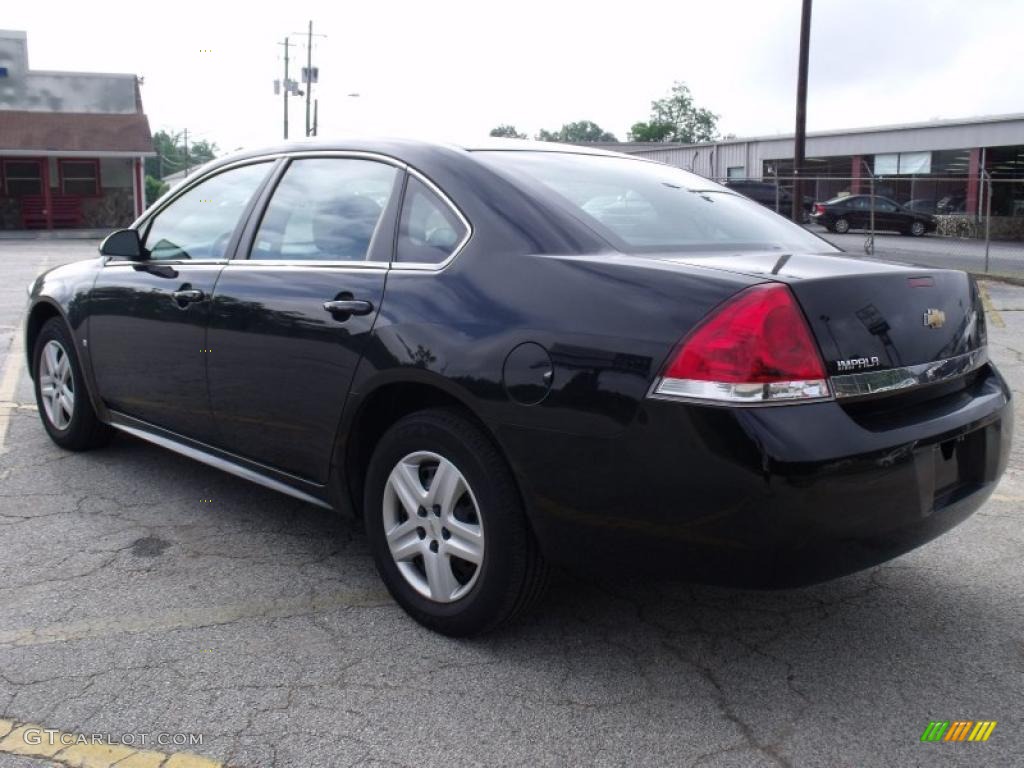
[909,220,927,237]
[833,217,851,234]
[363,408,547,636]
[32,317,112,451]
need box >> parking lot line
[979,282,1006,328]
[0,318,26,454]
[0,589,390,648]
[0,718,222,768]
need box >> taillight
[813,203,826,215]
[652,283,831,404]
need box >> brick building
[0,29,153,231]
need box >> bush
[144,175,169,207]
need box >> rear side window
[251,158,398,261]
[478,151,835,254]
[395,177,468,264]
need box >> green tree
[489,124,528,139]
[629,82,719,143]
[536,120,617,143]
[144,130,219,180]
[144,175,169,206]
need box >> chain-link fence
[716,175,1024,277]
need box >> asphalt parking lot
[0,239,1022,767]
[810,225,1024,276]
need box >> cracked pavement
[0,240,1022,767]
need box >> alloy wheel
[382,451,484,603]
[39,340,75,430]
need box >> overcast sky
[8,0,1024,152]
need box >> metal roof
[578,112,1024,154]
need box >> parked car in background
[25,140,1008,635]
[810,194,936,236]
[903,198,938,215]
[937,194,968,215]
[724,180,813,217]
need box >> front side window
[143,162,271,261]
[395,177,468,264]
[251,158,398,261]
[477,151,836,254]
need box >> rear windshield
[475,151,836,254]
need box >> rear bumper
[502,364,1012,587]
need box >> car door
[844,196,869,228]
[204,156,402,482]
[88,160,275,442]
[873,197,902,231]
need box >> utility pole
[791,0,813,224]
[292,21,326,137]
[281,37,291,139]
[183,128,190,177]
[305,21,313,136]
[313,98,319,137]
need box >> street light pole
[791,0,813,224]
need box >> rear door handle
[323,299,373,316]
[171,289,205,304]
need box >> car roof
[190,136,651,177]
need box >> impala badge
[923,309,946,329]
[836,356,881,372]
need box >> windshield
[475,151,837,254]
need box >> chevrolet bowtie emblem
[923,308,946,329]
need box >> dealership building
[599,113,1024,218]
[0,29,153,231]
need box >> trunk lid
[654,250,986,377]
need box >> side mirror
[99,228,144,260]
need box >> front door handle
[171,289,205,304]
[323,299,374,316]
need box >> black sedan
[25,140,1011,635]
[811,194,937,236]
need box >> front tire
[364,408,547,636]
[32,317,112,451]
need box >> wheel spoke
[385,519,422,562]
[389,462,427,517]
[44,343,60,378]
[56,351,70,381]
[58,389,74,417]
[423,552,460,601]
[429,458,465,516]
[443,521,483,565]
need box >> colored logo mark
[921,721,997,742]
